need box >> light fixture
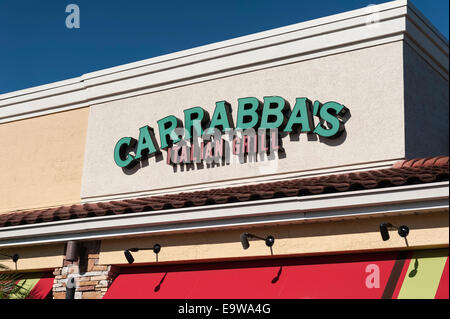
[379,223,410,241]
[0,252,19,263]
[124,244,161,264]
[240,233,275,250]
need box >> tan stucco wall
[0,108,89,214]
[0,243,64,271]
[99,210,449,266]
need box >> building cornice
[0,0,448,124]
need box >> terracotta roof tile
[411,158,427,167]
[0,155,448,228]
[392,160,407,169]
[435,156,449,166]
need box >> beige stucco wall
[82,41,405,201]
[0,243,64,271]
[0,108,89,214]
[99,210,449,266]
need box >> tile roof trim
[0,181,447,248]
[0,156,448,229]
[393,155,449,168]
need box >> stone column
[52,241,119,299]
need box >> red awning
[27,275,54,299]
[104,252,404,299]
[4,272,53,299]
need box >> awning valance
[103,250,449,299]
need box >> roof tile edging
[0,156,448,228]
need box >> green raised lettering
[206,101,234,135]
[236,97,262,130]
[184,107,209,140]
[135,125,159,159]
[313,101,346,138]
[260,96,289,130]
[284,98,314,133]
[113,137,137,168]
[157,115,183,149]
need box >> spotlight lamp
[0,252,19,263]
[124,244,161,264]
[379,223,410,241]
[240,233,275,250]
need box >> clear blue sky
[1,0,448,94]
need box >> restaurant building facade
[0,0,448,299]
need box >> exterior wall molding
[404,2,449,80]
[0,181,447,248]
[1,0,448,124]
